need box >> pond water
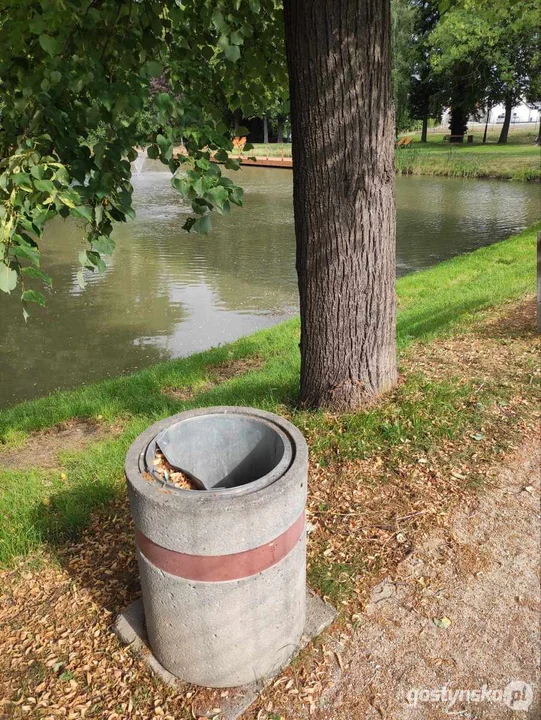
[0,166,539,408]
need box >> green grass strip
[0,223,538,564]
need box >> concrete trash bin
[125,406,308,688]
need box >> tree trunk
[283,0,397,410]
[449,106,467,142]
[421,114,428,143]
[263,114,269,144]
[483,107,490,143]
[277,117,284,143]
[536,112,541,145]
[497,95,513,144]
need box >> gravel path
[316,444,540,719]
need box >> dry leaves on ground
[0,298,539,720]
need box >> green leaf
[54,166,70,186]
[224,44,241,63]
[171,176,187,194]
[230,30,244,45]
[11,173,32,187]
[147,144,160,160]
[192,215,212,234]
[39,34,60,56]
[58,192,77,209]
[34,179,56,193]
[155,92,172,112]
[212,10,227,31]
[214,149,228,163]
[0,263,18,293]
[12,242,40,265]
[86,251,106,272]
[21,289,46,306]
[22,266,52,286]
[94,204,103,225]
[205,185,229,210]
[30,165,45,180]
[145,60,162,78]
[229,186,244,206]
[156,133,169,149]
[72,205,93,223]
[216,200,230,216]
[195,157,211,171]
[50,70,62,84]
[191,198,211,215]
[91,236,115,255]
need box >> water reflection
[0,166,539,407]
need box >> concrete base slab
[114,587,336,720]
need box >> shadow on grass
[37,489,142,615]
[478,297,538,340]
[24,296,537,614]
[18,372,299,557]
[397,297,506,344]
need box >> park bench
[442,134,475,144]
[396,137,413,148]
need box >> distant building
[441,102,539,126]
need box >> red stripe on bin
[135,511,305,582]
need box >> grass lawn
[0,223,539,565]
[0,225,539,719]
[247,126,540,180]
[396,130,540,181]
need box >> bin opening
[146,414,292,491]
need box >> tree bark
[497,95,513,144]
[263,114,269,144]
[277,117,284,143]
[421,114,428,143]
[483,106,490,143]
[449,106,467,142]
[536,112,541,145]
[283,0,397,410]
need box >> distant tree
[391,0,417,133]
[429,9,490,141]
[265,98,290,143]
[407,0,442,142]
[430,0,540,144]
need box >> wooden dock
[213,155,292,169]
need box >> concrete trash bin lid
[145,412,293,494]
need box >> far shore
[155,125,540,181]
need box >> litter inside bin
[152,450,200,490]
[145,413,293,492]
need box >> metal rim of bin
[140,410,295,497]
